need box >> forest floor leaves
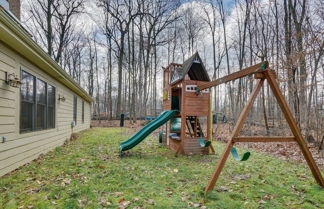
[0,128,323,208]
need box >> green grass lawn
[1,128,323,209]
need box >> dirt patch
[91,119,150,128]
[91,119,160,136]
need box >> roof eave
[0,8,93,103]
[170,79,182,86]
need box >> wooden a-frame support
[204,69,324,194]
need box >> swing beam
[197,62,324,195]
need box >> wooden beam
[205,79,265,194]
[175,144,182,156]
[233,136,296,143]
[209,143,215,154]
[180,83,186,155]
[254,72,266,79]
[198,61,268,90]
[264,69,324,187]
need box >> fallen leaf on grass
[165,188,173,192]
[114,192,124,196]
[77,199,86,207]
[98,198,112,206]
[230,181,237,184]
[144,199,155,205]
[118,200,131,209]
[234,174,251,180]
[61,178,71,186]
[181,196,188,201]
[181,192,192,201]
[193,203,201,208]
[258,200,266,204]
[188,202,201,207]
[98,165,106,169]
[216,186,229,192]
[26,188,41,194]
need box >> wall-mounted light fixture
[58,94,66,102]
[5,72,21,88]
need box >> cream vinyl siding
[0,41,91,176]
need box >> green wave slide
[120,110,179,153]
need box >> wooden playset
[121,52,323,194]
[161,52,323,194]
[161,52,215,155]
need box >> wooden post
[209,143,215,154]
[265,70,324,186]
[209,91,212,141]
[205,79,265,194]
[194,117,198,137]
[180,83,186,155]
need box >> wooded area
[22,0,323,148]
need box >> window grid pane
[82,101,84,123]
[36,79,46,130]
[47,85,55,129]
[21,71,34,102]
[73,95,77,125]
[20,71,35,132]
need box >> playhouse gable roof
[170,52,210,84]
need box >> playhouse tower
[162,52,212,155]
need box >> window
[20,71,35,132]
[82,100,84,123]
[36,79,46,130]
[20,70,56,133]
[73,95,77,125]
[47,85,55,128]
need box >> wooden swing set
[196,61,324,194]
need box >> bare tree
[53,0,85,63]
[202,1,225,112]
[181,3,203,55]
[28,0,85,63]
[98,0,141,117]
[28,0,58,56]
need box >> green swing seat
[199,138,211,148]
[231,147,251,161]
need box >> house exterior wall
[0,41,91,176]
